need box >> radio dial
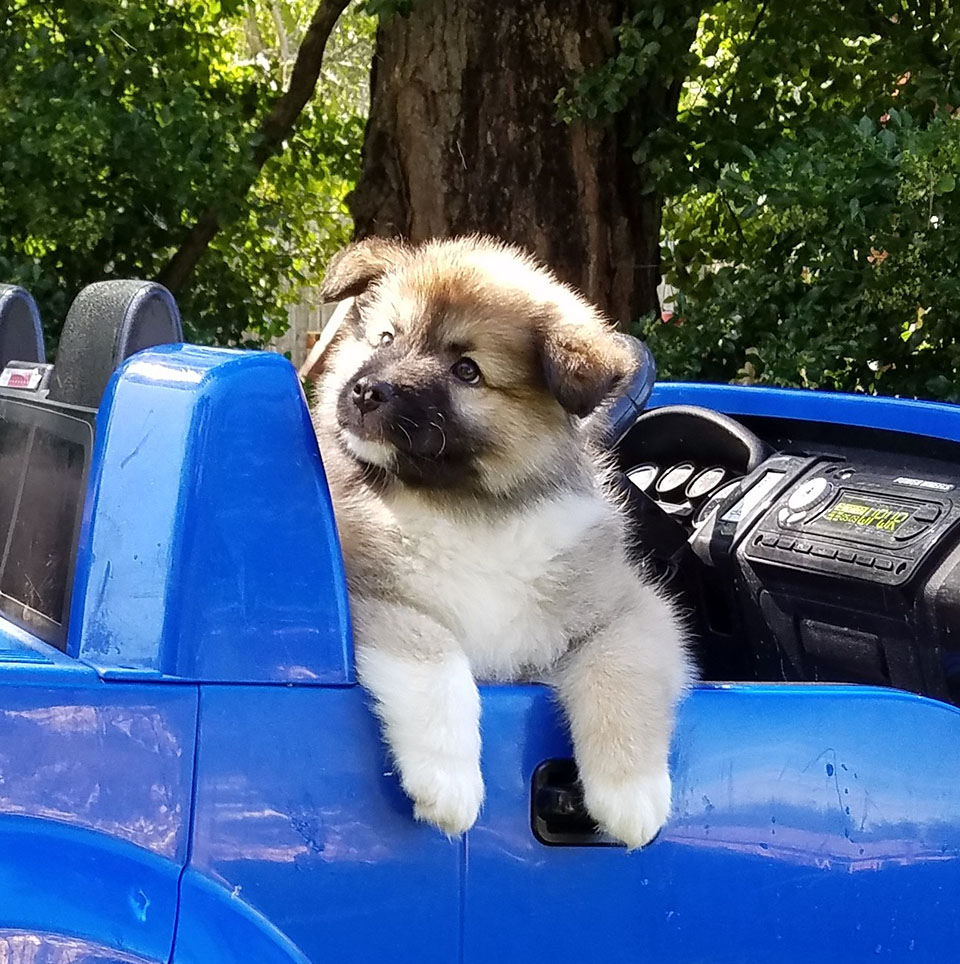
[787,477,831,512]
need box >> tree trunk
[349,1,695,324]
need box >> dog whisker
[429,419,447,458]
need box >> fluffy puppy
[312,236,691,848]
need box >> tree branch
[271,2,292,86]
[157,0,353,293]
[718,0,770,109]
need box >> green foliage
[557,2,703,176]
[564,1,960,400]
[658,0,960,197]
[558,4,697,124]
[0,0,372,352]
[364,0,412,18]
[646,111,960,399]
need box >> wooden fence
[264,288,336,369]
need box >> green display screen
[822,498,911,533]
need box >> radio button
[812,545,837,559]
[894,520,928,541]
[793,541,812,554]
[874,558,894,571]
[776,537,796,551]
[787,477,830,511]
[836,549,856,563]
[914,504,942,523]
[778,507,809,527]
[855,554,876,567]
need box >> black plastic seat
[0,284,45,367]
[49,280,183,409]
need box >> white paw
[399,755,484,836]
[582,768,672,850]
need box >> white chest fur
[382,491,609,679]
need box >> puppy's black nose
[352,377,393,414]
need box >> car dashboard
[617,402,960,708]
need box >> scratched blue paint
[464,683,960,963]
[178,685,461,963]
[0,613,195,959]
[0,815,183,960]
[164,679,960,963]
[0,639,196,859]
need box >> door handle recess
[531,759,621,846]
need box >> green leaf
[934,174,956,195]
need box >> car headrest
[0,284,45,367]
[49,280,183,408]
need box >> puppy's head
[316,236,634,499]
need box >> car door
[465,682,960,963]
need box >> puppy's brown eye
[378,331,394,347]
[452,357,481,384]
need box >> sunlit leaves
[646,111,960,400]
[561,0,960,399]
[0,0,373,351]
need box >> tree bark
[156,0,352,294]
[349,1,696,324]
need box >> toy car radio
[745,463,960,587]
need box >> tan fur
[313,236,691,848]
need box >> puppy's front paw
[582,767,671,850]
[400,756,484,836]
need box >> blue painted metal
[0,640,196,960]
[172,870,313,964]
[169,677,960,963]
[176,686,461,964]
[67,345,352,684]
[0,820,179,963]
[651,381,960,442]
[0,614,92,680]
[466,683,960,963]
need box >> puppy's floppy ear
[319,237,407,302]
[539,307,636,418]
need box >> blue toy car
[0,280,957,963]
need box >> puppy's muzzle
[352,377,395,415]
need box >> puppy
[312,236,691,848]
